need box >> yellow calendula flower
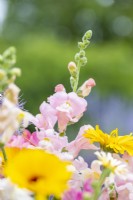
[0,147,21,161]
[84,125,133,155]
[0,147,21,175]
[4,149,72,200]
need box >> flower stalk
[0,143,7,162]
[90,168,111,200]
[69,30,92,92]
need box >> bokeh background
[0,0,133,139]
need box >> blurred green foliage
[0,0,133,115]
[1,34,133,114]
[3,0,133,41]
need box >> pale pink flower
[63,189,82,200]
[98,188,109,200]
[63,179,93,200]
[69,156,91,189]
[122,153,133,173]
[116,182,133,200]
[73,156,88,171]
[67,125,98,157]
[32,101,57,130]
[48,92,87,132]
[8,130,39,148]
[37,129,68,154]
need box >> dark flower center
[29,175,42,183]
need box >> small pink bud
[54,84,66,93]
[79,78,96,97]
[86,78,96,88]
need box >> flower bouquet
[0,31,133,200]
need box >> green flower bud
[70,76,76,89]
[78,42,84,49]
[3,47,16,58]
[3,47,16,67]
[68,62,77,77]
[84,40,90,47]
[80,57,87,66]
[79,50,86,58]
[10,68,21,76]
[75,53,80,62]
[85,30,92,39]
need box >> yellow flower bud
[68,62,77,73]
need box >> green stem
[91,168,111,200]
[73,61,81,92]
[0,143,7,162]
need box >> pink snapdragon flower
[67,125,98,157]
[63,179,93,200]
[63,189,82,200]
[32,101,57,130]
[36,129,69,155]
[48,91,87,132]
[116,182,133,200]
[8,130,39,148]
[69,156,93,189]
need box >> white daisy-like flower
[95,151,128,177]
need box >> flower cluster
[0,31,133,200]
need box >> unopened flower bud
[10,68,21,76]
[84,40,90,47]
[68,62,77,75]
[80,57,87,66]
[78,78,96,97]
[70,76,76,89]
[78,42,84,49]
[3,46,16,58]
[85,30,92,39]
[75,53,80,62]
[54,84,66,93]
[0,69,6,80]
[79,50,85,57]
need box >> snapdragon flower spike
[48,90,87,132]
[69,30,93,92]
